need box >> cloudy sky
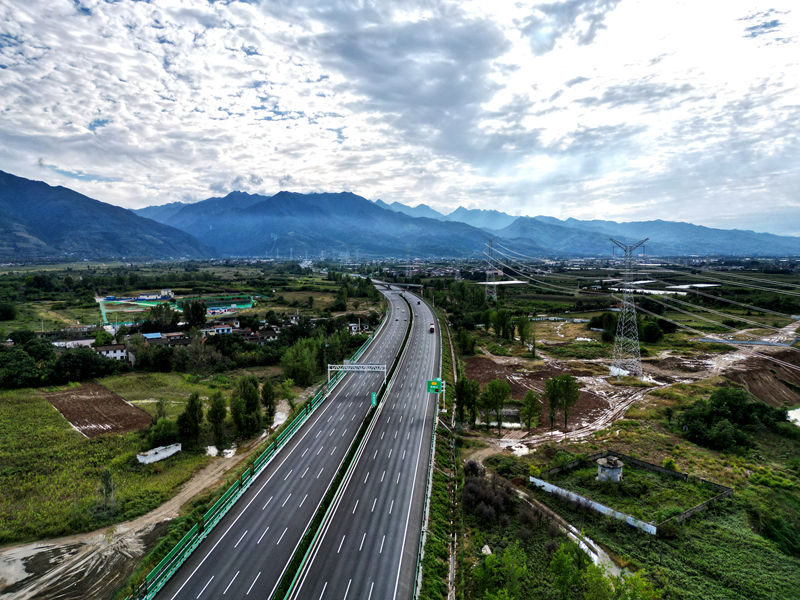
[1,0,798,235]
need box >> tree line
[455,373,581,433]
[147,375,296,450]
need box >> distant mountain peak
[0,170,212,260]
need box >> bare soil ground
[44,383,151,438]
[725,350,800,408]
[465,355,610,434]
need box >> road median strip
[276,292,415,600]
[124,302,394,600]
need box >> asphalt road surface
[155,288,410,600]
[289,292,440,600]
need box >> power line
[632,293,800,355]
[627,297,800,374]
[646,266,800,298]
[659,260,800,291]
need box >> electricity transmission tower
[485,239,498,302]
[610,237,648,379]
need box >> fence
[126,307,390,600]
[535,449,733,535]
[529,476,658,535]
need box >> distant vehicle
[429,323,435,333]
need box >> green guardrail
[125,305,391,600]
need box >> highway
[289,292,440,600]
[155,288,410,600]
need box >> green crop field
[0,388,210,544]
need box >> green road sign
[427,379,441,393]
[371,392,377,406]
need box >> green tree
[147,303,179,329]
[0,301,17,321]
[640,320,663,343]
[545,379,559,430]
[92,330,114,347]
[155,398,167,422]
[98,468,116,513]
[229,395,246,435]
[546,374,581,430]
[280,378,297,410]
[455,377,480,427]
[207,391,227,447]
[516,316,529,346]
[482,379,511,435]
[234,375,261,435]
[281,337,319,386]
[177,392,204,449]
[148,417,179,447]
[261,379,276,428]
[9,329,36,345]
[519,388,541,432]
[612,570,660,600]
[473,542,528,600]
[183,300,207,328]
[583,563,614,600]
[549,542,582,600]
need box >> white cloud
[0,0,798,234]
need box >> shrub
[148,417,179,448]
[662,457,677,471]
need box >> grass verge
[0,388,210,544]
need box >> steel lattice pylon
[610,237,648,379]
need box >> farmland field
[44,383,152,437]
[0,388,209,544]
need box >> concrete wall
[529,476,657,535]
[137,443,182,464]
[539,449,734,531]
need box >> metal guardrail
[413,295,443,599]
[279,294,415,600]
[126,307,391,600]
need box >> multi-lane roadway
[156,288,412,600]
[289,293,440,600]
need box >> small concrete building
[597,455,624,482]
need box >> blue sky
[0,0,798,235]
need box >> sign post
[371,392,377,407]
[426,379,441,393]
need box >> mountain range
[1,169,798,261]
[0,171,211,261]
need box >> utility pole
[610,237,648,379]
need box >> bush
[148,417,179,448]
[463,476,514,523]
[662,457,677,471]
[485,455,528,480]
[464,460,485,478]
[0,302,16,321]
